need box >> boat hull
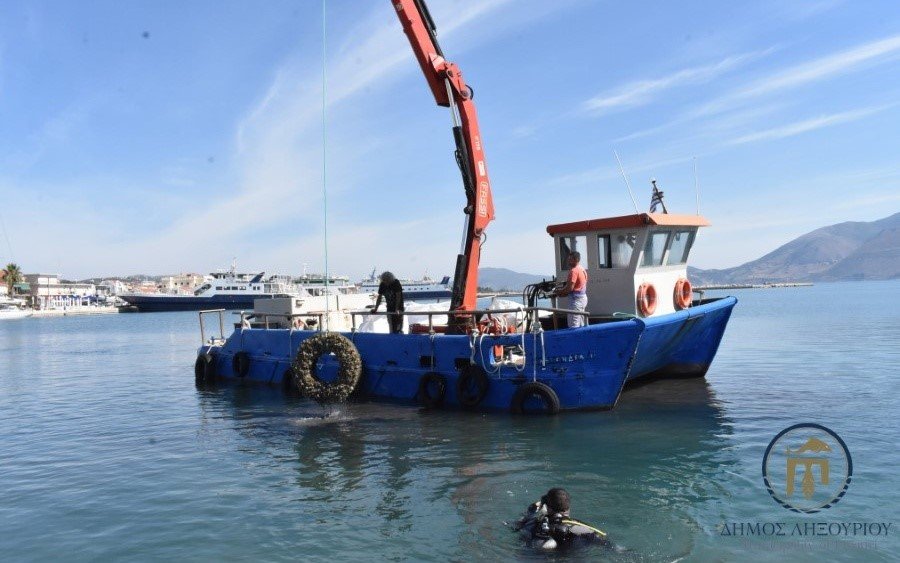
[197,296,737,412]
[628,296,737,381]
[401,289,452,300]
[0,310,32,320]
[122,294,293,312]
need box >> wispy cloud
[108,0,573,276]
[726,104,892,145]
[697,34,900,117]
[619,34,900,142]
[583,50,773,116]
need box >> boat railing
[203,306,592,339]
[198,309,226,345]
[236,311,328,331]
[348,306,588,334]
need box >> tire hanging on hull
[291,333,362,403]
[417,372,447,408]
[511,381,560,415]
[233,351,251,377]
[195,354,217,386]
[457,365,489,408]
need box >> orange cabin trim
[546,213,710,235]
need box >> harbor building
[24,273,96,310]
[160,273,206,294]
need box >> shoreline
[697,282,814,290]
[30,306,122,317]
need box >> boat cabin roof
[546,213,710,235]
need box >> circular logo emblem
[762,423,852,513]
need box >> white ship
[358,268,452,300]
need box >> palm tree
[4,263,22,296]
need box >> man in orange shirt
[556,251,588,328]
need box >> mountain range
[689,212,899,285]
[478,212,899,289]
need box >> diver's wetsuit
[516,503,610,550]
[376,279,404,334]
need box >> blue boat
[194,210,736,413]
[192,1,737,413]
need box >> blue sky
[2,0,899,279]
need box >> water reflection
[194,378,735,561]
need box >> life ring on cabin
[457,365,490,408]
[291,333,362,403]
[417,372,447,408]
[233,351,251,377]
[673,278,693,310]
[194,353,217,386]
[636,282,658,317]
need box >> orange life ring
[674,278,693,310]
[636,282,657,317]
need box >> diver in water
[515,488,610,551]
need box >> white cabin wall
[632,267,688,316]
[552,227,698,318]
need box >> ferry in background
[294,273,358,296]
[358,268,452,300]
[121,270,301,312]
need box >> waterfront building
[160,273,206,294]
[24,273,96,310]
[97,279,129,297]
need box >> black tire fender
[510,381,561,415]
[233,351,251,377]
[195,354,217,386]
[291,333,362,403]
[456,365,490,408]
[417,372,447,408]
[282,368,300,396]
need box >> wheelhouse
[547,213,710,318]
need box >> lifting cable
[321,0,331,331]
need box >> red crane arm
[392,0,496,323]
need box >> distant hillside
[692,212,900,284]
[478,267,550,291]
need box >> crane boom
[392,0,495,330]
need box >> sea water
[1,281,897,562]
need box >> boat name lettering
[547,354,585,363]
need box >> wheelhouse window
[596,235,610,268]
[558,235,588,269]
[667,230,695,265]
[641,231,670,267]
[611,232,637,268]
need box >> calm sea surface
[1,281,898,562]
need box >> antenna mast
[693,157,701,215]
[614,150,640,214]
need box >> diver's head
[542,488,571,515]
[380,271,396,284]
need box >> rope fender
[291,333,362,403]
